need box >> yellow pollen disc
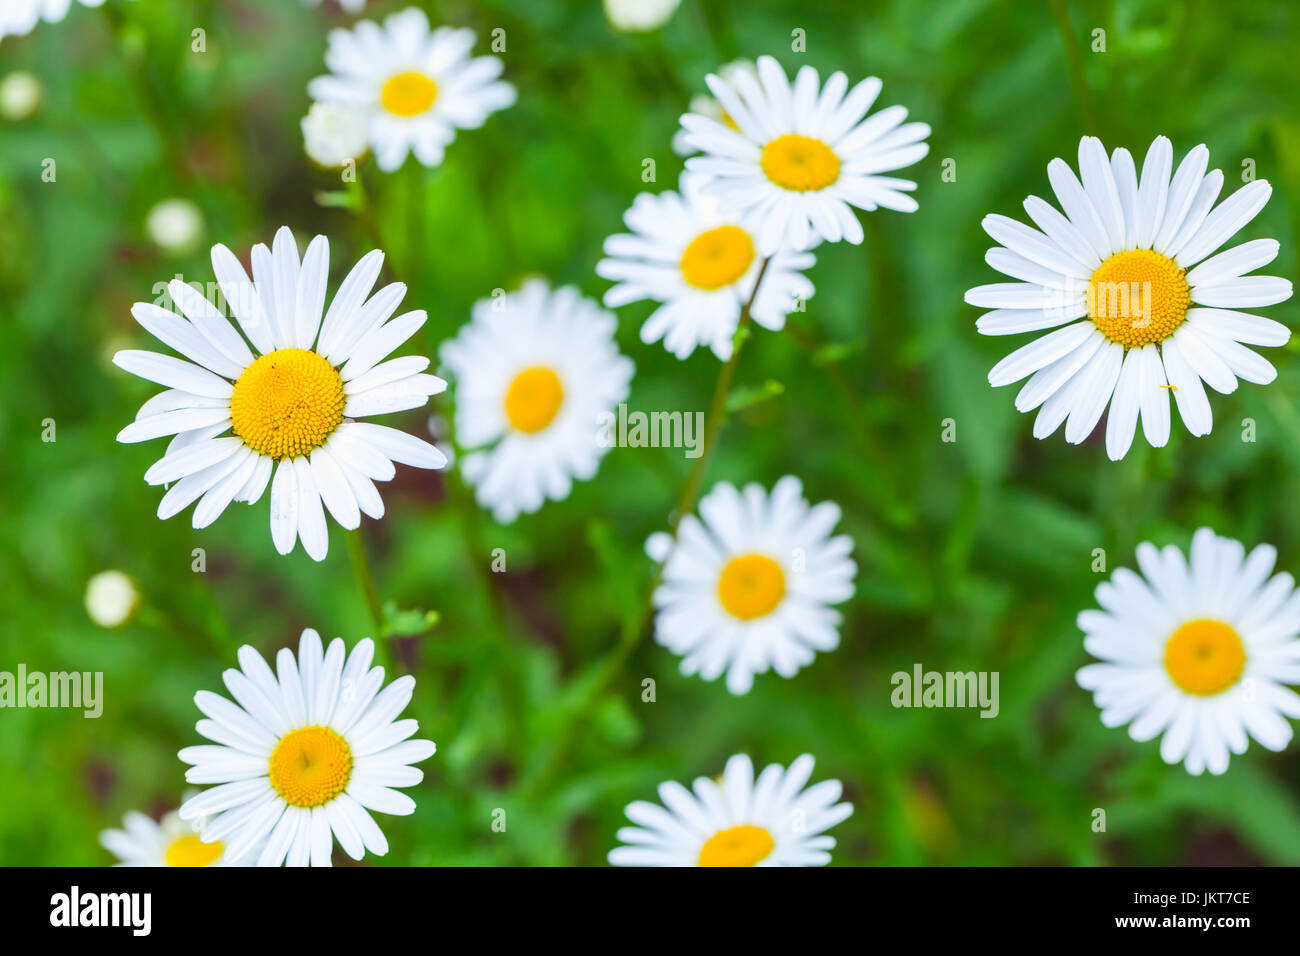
[230,348,345,460]
[1088,249,1191,348]
[380,71,438,117]
[680,225,756,290]
[760,133,841,192]
[1164,619,1246,697]
[504,366,564,434]
[698,824,775,867]
[268,725,353,809]
[164,834,224,867]
[717,553,786,621]
[720,110,740,132]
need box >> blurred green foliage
[1,0,1299,866]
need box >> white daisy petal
[1079,530,1300,775]
[610,752,852,866]
[178,631,434,867]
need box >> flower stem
[1049,0,1102,135]
[522,257,773,796]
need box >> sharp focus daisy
[597,171,815,360]
[646,476,856,695]
[1077,528,1300,775]
[307,7,516,173]
[679,54,931,254]
[608,753,853,866]
[0,0,111,43]
[177,629,436,867]
[100,804,240,867]
[966,135,1293,460]
[439,279,634,524]
[114,226,448,562]
[672,60,758,157]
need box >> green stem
[668,256,770,533]
[1049,0,1102,134]
[523,258,773,796]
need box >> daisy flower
[439,279,634,523]
[608,753,853,866]
[0,0,111,43]
[1077,528,1300,775]
[177,629,436,867]
[114,226,448,562]
[966,135,1293,460]
[672,60,758,157]
[597,172,815,360]
[307,7,516,173]
[100,804,238,867]
[302,101,370,169]
[604,0,681,33]
[679,54,931,254]
[646,476,856,695]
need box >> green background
[2,0,1299,866]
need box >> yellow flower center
[1164,618,1246,697]
[380,71,438,117]
[1088,249,1191,348]
[760,134,841,192]
[230,348,345,460]
[698,824,775,867]
[680,225,756,291]
[268,725,353,808]
[717,553,786,621]
[504,366,564,434]
[164,834,224,867]
[720,110,740,132]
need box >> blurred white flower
[603,0,681,32]
[0,0,121,45]
[145,199,204,257]
[671,60,757,156]
[301,0,367,13]
[85,570,139,628]
[302,101,369,169]
[0,71,42,120]
[440,279,634,523]
[100,803,250,867]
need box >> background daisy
[178,629,436,867]
[597,171,815,360]
[647,476,856,695]
[609,753,853,866]
[100,804,240,867]
[302,0,367,13]
[1077,528,1300,775]
[0,0,110,44]
[439,279,634,523]
[307,7,516,172]
[114,226,447,562]
[679,54,931,254]
[671,60,759,156]
[966,135,1293,459]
